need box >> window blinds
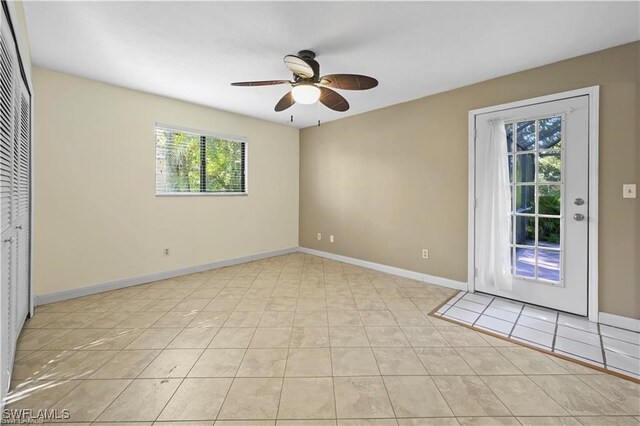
[155,125,247,195]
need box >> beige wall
[300,42,639,319]
[33,68,299,297]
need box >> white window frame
[155,123,248,197]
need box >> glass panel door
[474,95,589,316]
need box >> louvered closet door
[15,87,29,331]
[9,58,20,339]
[0,7,30,400]
[0,8,17,399]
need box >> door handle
[16,225,22,230]
[573,213,585,221]
[3,237,13,243]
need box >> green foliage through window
[156,127,246,194]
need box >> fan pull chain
[290,115,293,123]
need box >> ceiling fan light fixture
[291,84,320,104]
[231,50,377,112]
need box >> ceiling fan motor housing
[294,50,320,82]
[297,50,316,59]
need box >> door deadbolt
[574,198,585,206]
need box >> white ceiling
[24,1,639,129]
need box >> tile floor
[435,291,640,381]
[4,253,639,425]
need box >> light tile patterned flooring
[4,253,640,425]
[435,291,640,381]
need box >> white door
[474,95,590,316]
[14,85,30,333]
[0,7,31,401]
[1,8,18,399]
[15,86,30,328]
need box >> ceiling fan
[231,50,378,112]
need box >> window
[155,124,247,195]
[506,116,563,282]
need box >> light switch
[623,184,636,199]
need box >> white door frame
[467,86,600,322]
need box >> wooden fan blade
[320,74,378,90]
[319,87,349,112]
[275,91,295,112]
[231,80,290,87]
[284,55,315,78]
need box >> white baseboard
[298,247,468,292]
[35,246,299,306]
[599,312,640,332]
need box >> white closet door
[0,7,30,401]
[10,58,20,338]
[0,8,17,399]
[15,87,29,329]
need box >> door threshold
[474,290,587,319]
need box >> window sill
[155,192,248,197]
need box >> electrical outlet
[330,235,334,243]
[164,248,170,256]
[422,249,429,259]
[623,184,636,199]
[317,233,322,241]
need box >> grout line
[215,258,279,422]
[572,374,637,411]
[551,310,560,351]
[402,327,458,422]
[439,304,455,317]
[262,257,287,421]
[117,263,243,421]
[598,322,608,370]
[362,280,397,420]
[104,269,240,422]
[599,322,640,335]
[154,290,257,422]
[553,349,604,368]
[382,278,457,419]
[508,304,526,339]
[327,257,340,420]
[474,375,520,420]
[29,317,180,419]
[470,295,494,327]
